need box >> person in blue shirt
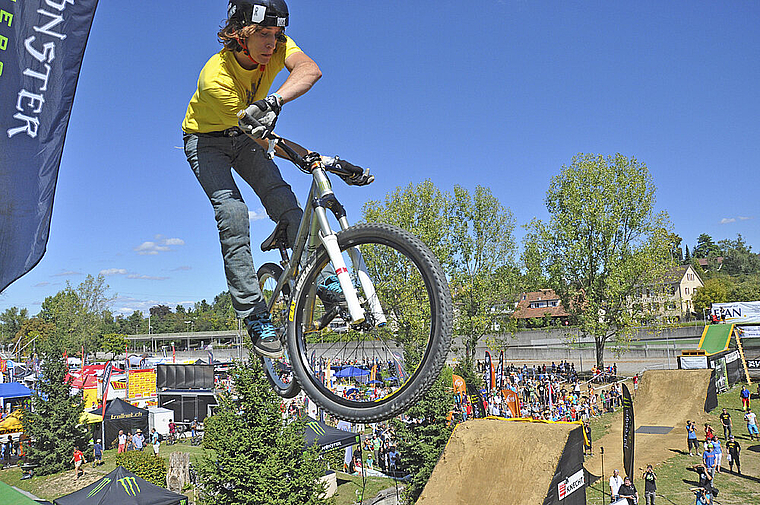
[711,438,722,473]
[702,443,717,478]
[687,420,699,456]
[92,439,102,467]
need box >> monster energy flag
[622,383,635,480]
[53,465,187,504]
[0,0,99,292]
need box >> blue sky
[1,1,759,316]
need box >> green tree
[526,153,674,367]
[102,333,129,359]
[718,234,760,277]
[449,186,519,362]
[196,361,326,505]
[39,274,114,350]
[15,317,56,352]
[0,307,29,346]
[23,341,88,475]
[692,277,732,312]
[693,233,722,259]
[393,367,454,504]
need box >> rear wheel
[257,262,300,399]
[287,223,452,422]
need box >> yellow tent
[79,411,103,424]
[0,410,24,434]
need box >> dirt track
[584,369,713,479]
[416,418,579,505]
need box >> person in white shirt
[609,468,624,502]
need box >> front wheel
[287,223,452,422]
[257,262,300,399]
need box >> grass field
[0,433,397,504]
[585,382,760,505]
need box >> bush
[115,450,167,486]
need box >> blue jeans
[183,132,302,318]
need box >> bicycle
[246,127,453,423]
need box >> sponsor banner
[712,302,760,324]
[100,361,112,417]
[127,369,156,399]
[452,374,467,395]
[738,326,760,338]
[622,384,635,480]
[558,469,584,500]
[484,351,493,391]
[680,356,708,369]
[0,0,99,292]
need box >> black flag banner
[0,0,99,292]
[622,383,635,480]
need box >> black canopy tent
[303,416,359,452]
[89,398,148,448]
[54,466,186,505]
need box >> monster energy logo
[87,477,111,497]
[307,421,325,436]
[118,476,141,496]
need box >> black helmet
[228,0,289,28]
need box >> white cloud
[134,236,185,255]
[720,216,755,225]
[127,274,169,281]
[249,209,268,222]
[52,270,83,277]
[100,268,128,276]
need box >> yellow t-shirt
[182,36,303,133]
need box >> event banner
[100,360,112,417]
[622,384,635,479]
[711,301,760,324]
[0,0,99,292]
[484,351,493,391]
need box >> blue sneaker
[244,312,283,358]
[317,275,345,306]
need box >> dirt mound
[584,369,713,478]
[416,418,580,505]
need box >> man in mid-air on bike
[182,1,368,358]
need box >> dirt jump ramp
[417,418,586,505]
[584,369,714,479]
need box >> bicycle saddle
[260,220,289,252]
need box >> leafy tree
[39,274,114,350]
[692,277,732,312]
[449,186,519,362]
[693,233,722,259]
[520,238,548,292]
[393,367,454,504]
[196,361,326,505]
[525,153,674,367]
[364,181,519,364]
[102,333,129,359]
[718,234,760,277]
[23,341,88,475]
[0,307,29,346]
[15,318,56,352]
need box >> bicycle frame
[262,143,387,329]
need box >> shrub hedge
[115,450,167,486]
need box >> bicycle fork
[310,167,387,327]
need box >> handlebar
[264,132,364,179]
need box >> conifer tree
[197,360,327,505]
[23,342,88,475]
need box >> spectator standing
[712,438,722,473]
[726,435,741,475]
[642,465,657,505]
[151,428,160,456]
[687,420,699,456]
[618,476,638,505]
[745,408,759,441]
[117,430,127,453]
[702,443,717,478]
[740,385,751,412]
[719,408,732,440]
[92,439,102,467]
[609,469,624,501]
[133,429,144,451]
